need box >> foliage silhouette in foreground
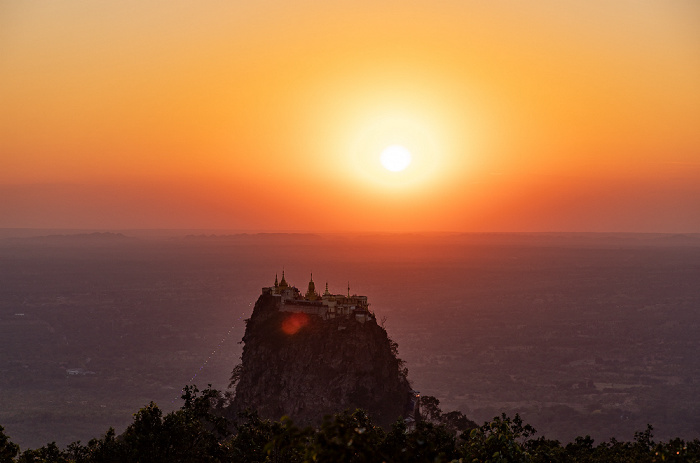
[4,385,700,462]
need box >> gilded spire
[279,269,288,289]
[306,272,317,300]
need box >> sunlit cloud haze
[2,1,699,232]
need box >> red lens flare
[281,312,310,335]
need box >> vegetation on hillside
[2,385,699,462]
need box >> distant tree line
[2,385,699,462]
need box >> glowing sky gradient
[2,1,699,232]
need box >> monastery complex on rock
[261,272,374,323]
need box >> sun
[341,109,450,190]
[380,145,412,172]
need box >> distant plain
[1,231,699,449]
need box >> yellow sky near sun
[1,1,699,231]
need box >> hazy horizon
[3,228,700,238]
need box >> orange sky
[2,1,699,232]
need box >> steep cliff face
[229,293,413,427]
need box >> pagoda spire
[306,272,318,300]
[279,269,288,289]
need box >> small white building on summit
[261,271,373,323]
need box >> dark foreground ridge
[228,273,414,427]
[3,389,700,462]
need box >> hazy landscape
[2,230,699,449]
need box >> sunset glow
[1,2,699,232]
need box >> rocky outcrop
[229,293,413,427]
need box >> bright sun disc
[380,145,412,172]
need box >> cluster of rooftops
[261,271,374,323]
